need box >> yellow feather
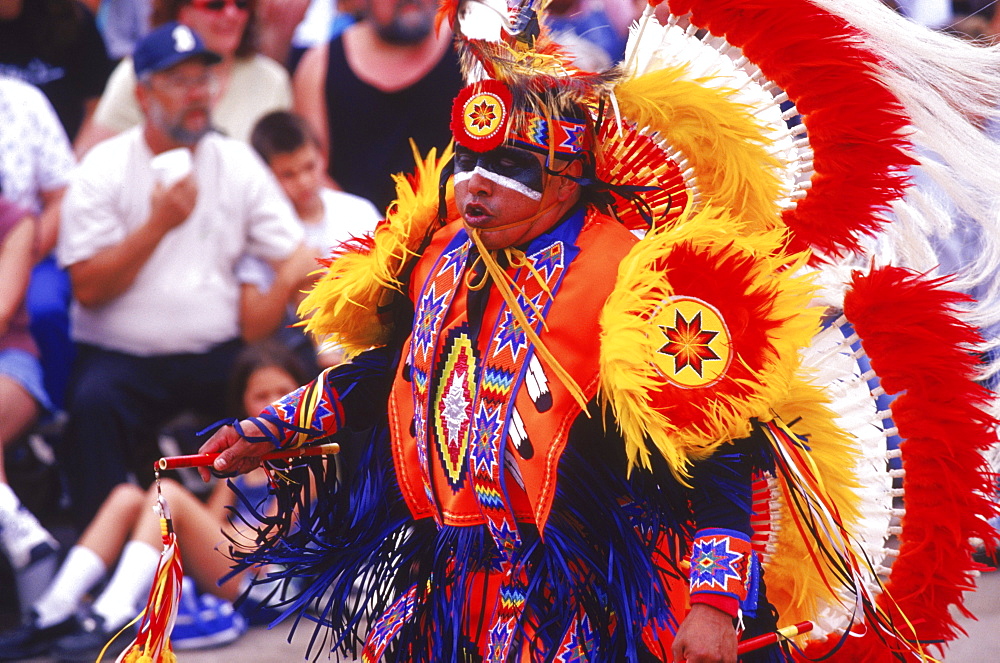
[297,143,455,357]
[766,379,867,628]
[613,67,785,237]
[599,206,821,479]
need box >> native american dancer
[198,2,1000,661]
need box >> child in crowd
[0,340,311,660]
[0,196,59,619]
[242,110,381,367]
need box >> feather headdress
[293,3,998,659]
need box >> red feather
[315,234,376,270]
[644,241,786,433]
[807,266,999,659]
[666,0,916,261]
[434,0,460,34]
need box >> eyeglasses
[189,0,250,12]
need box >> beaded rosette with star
[689,528,753,603]
[599,210,820,478]
[450,79,513,153]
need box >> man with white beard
[56,21,303,527]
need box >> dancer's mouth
[463,202,493,227]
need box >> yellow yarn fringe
[120,644,175,663]
[598,206,821,479]
[766,378,866,629]
[297,142,455,357]
[612,67,785,237]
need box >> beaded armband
[241,367,345,449]
[688,528,753,616]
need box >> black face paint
[454,145,545,195]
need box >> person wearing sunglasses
[75,0,293,154]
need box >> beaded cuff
[689,528,753,612]
[252,367,345,449]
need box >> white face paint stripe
[454,166,543,201]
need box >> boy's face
[268,143,324,213]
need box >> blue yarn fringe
[225,350,787,662]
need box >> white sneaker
[0,505,58,569]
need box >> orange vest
[388,209,637,533]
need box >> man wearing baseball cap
[47,31,305,656]
[131,21,222,147]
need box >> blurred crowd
[0,0,995,660]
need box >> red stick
[737,621,814,654]
[155,442,341,471]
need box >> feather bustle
[664,0,914,260]
[803,266,1000,658]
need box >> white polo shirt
[59,127,303,355]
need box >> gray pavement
[20,568,1000,662]
[943,567,1000,662]
[192,568,1000,662]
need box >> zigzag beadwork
[361,583,419,663]
[474,483,506,511]
[479,365,517,400]
[259,367,344,448]
[408,236,473,521]
[471,236,568,557]
[554,613,597,662]
[473,235,568,659]
[526,115,548,146]
[487,572,530,663]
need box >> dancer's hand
[672,603,737,663]
[197,420,275,481]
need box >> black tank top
[325,37,464,214]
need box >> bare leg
[132,478,243,602]
[0,376,53,618]
[0,375,40,484]
[76,483,146,568]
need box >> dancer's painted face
[454,144,579,251]
[454,144,552,250]
[454,144,546,200]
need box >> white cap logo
[172,25,196,53]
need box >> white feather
[796,316,896,638]
[621,12,809,216]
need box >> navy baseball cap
[133,22,222,79]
